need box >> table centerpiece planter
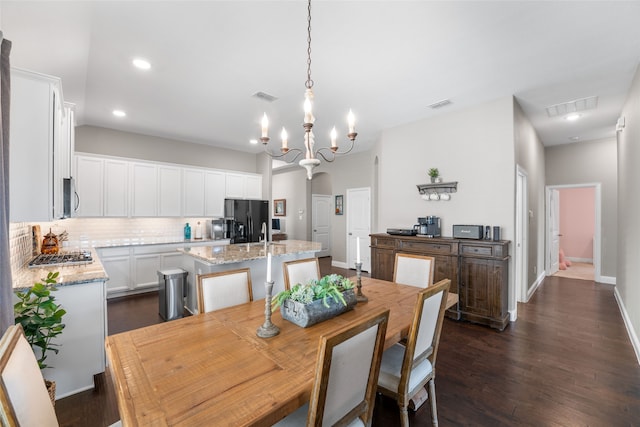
[272,274,356,328]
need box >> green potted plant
[428,167,440,183]
[272,274,356,328]
[14,271,66,403]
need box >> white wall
[377,97,515,239]
[545,137,617,277]
[617,64,640,362]
[272,168,309,241]
[76,125,259,173]
[514,99,546,289]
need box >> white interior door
[347,188,371,272]
[515,166,528,306]
[312,194,331,258]
[548,188,560,275]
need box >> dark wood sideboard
[370,233,510,331]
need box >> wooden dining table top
[105,277,458,427]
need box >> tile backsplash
[9,217,212,274]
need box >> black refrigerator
[224,199,269,243]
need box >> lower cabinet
[99,241,230,298]
[370,234,510,330]
[29,280,107,399]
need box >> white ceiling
[2,1,640,155]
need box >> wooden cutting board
[32,225,42,255]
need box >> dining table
[105,277,458,426]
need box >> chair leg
[399,404,410,427]
[427,379,438,426]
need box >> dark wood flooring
[55,260,640,426]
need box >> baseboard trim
[566,257,593,263]
[525,271,546,302]
[597,275,616,285]
[614,286,640,366]
[332,260,349,269]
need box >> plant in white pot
[13,271,66,404]
[428,167,440,183]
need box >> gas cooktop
[28,251,93,269]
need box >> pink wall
[559,187,595,260]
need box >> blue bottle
[184,223,191,240]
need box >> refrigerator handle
[247,213,252,242]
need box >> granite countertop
[12,249,109,290]
[178,240,322,265]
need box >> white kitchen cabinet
[225,172,263,200]
[158,165,182,217]
[104,159,129,217]
[131,162,158,217]
[183,168,206,216]
[37,280,107,399]
[205,170,226,217]
[10,68,67,222]
[97,247,131,295]
[75,155,104,217]
[133,253,162,290]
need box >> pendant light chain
[305,0,313,89]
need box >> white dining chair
[377,279,451,427]
[393,253,435,288]
[283,257,321,290]
[273,308,390,427]
[0,324,59,426]
[196,268,253,313]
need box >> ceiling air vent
[428,99,452,109]
[252,91,278,103]
[545,95,598,118]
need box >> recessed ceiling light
[565,113,581,121]
[249,139,258,145]
[132,58,151,70]
[112,110,126,117]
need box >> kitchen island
[179,240,321,313]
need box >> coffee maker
[415,216,441,237]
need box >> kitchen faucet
[261,222,267,243]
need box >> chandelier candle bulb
[348,109,355,134]
[261,113,269,138]
[281,127,288,150]
[330,127,337,148]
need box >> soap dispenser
[184,223,192,240]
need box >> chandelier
[259,0,357,180]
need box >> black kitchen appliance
[211,218,234,240]
[415,216,441,237]
[387,228,417,236]
[224,199,269,243]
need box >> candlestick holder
[257,280,280,338]
[355,262,368,302]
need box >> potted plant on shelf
[272,274,356,328]
[14,271,66,405]
[428,167,441,183]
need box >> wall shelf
[417,181,458,201]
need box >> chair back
[0,324,59,427]
[196,268,253,313]
[400,279,450,390]
[393,253,435,288]
[283,258,321,290]
[308,309,389,427]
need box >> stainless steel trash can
[158,268,188,321]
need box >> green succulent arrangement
[272,274,354,309]
[14,271,66,370]
[428,168,439,178]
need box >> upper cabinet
[10,68,72,222]
[225,172,262,200]
[74,153,260,218]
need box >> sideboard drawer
[400,240,456,254]
[460,243,494,257]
